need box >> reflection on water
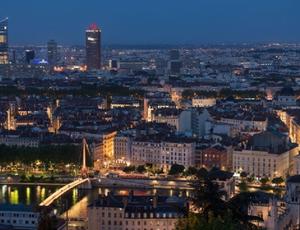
[26,187,30,205]
[0,185,189,218]
[0,185,58,206]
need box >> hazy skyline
[1,0,300,45]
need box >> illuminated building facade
[0,17,9,65]
[86,23,101,70]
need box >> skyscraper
[47,39,58,67]
[86,23,101,70]
[0,18,9,65]
[25,50,35,64]
[168,49,182,75]
[169,49,180,61]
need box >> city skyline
[0,0,300,46]
[2,2,300,230]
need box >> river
[0,184,189,220]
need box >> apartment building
[88,194,188,230]
[232,131,298,178]
[0,204,39,230]
[131,136,195,169]
[114,134,132,161]
[192,97,216,108]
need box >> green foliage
[260,177,269,185]
[185,167,198,176]
[271,177,284,185]
[240,171,248,178]
[219,89,266,99]
[123,165,136,173]
[182,90,217,99]
[38,210,58,230]
[247,175,255,183]
[0,144,82,165]
[185,173,264,230]
[239,181,248,193]
[196,168,208,179]
[20,174,27,182]
[0,84,145,99]
[136,165,146,173]
[176,212,246,230]
[168,164,185,175]
[181,89,265,101]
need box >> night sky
[1,0,300,45]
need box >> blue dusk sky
[0,0,299,45]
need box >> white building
[152,109,181,130]
[178,108,211,137]
[192,97,216,108]
[114,135,132,161]
[232,131,298,178]
[233,149,290,178]
[248,193,293,230]
[131,138,195,169]
[0,204,39,230]
[293,155,300,175]
[285,175,300,229]
[88,195,187,230]
[0,135,39,148]
[220,117,267,134]
[205,121,233,137]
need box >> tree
[177,212,248,230]
[197,168,208,179]
[186,172,263,230]
[168,164,185,175]
[271,177,284,186]
[38,210,56,230]
[123,165,136,173]
[20,174,27,182]
[192,175,226,219]
[185,167,198,176]
[247,175,255,184]
[240,171,248,179]
[136,165,146,174]
[260,177,269,185]
[29,175,36,183]
[239,181,248,193]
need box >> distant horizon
[7,41,300,49]
[1,0,300,45]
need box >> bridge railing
[39,178,89,207]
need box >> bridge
[40,138,91,207]
[39,178,91,207]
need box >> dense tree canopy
[169,164,185,175]
[0,144,83,165]
[177,170,263,230]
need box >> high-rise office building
[86,23,101,70]
[168,49,182,75]
[25,50,35,64]
[47,39,58,66]
[0,17,9,65]
[169,60,182,75]
[169,49,180,60]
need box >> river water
[0,184,188,219]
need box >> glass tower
[47,39,58,67]
[86,23,101,70]
[0,17,8,65]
